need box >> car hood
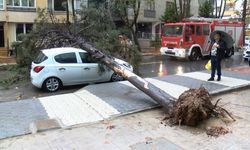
[114,58,133,71]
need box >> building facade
[135,0,200,48]
[0,0,87,56]
[0,0,201,55]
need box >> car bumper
[243,52,250,60]
[30,72,44,88]
[160,47,187,58]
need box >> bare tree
[242,0,248,45]
[111,0,142,52]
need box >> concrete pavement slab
[2,88,250,150]
[38,93,104,126]
[179,72,250,87]
[0,99,49,139]
[0,69,250,139]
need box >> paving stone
[155,74,227,92]
[29,119,62,134]
[131,137,184,150]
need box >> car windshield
[34,52,48,64]
[162,25,183,37]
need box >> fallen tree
[23,9,234,127]
[36,28,234,126]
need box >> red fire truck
[160,17,244,60]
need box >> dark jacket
[210,40,226,60]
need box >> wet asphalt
[0,52,248,102]
[139,52,248,77]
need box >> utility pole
[242,0,248,45]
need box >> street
[0,52,249,102]
[140,52,247,77]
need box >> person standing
[208,32,226,81]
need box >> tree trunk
[79,41,176,111]
[72,0,75,18]
[220,0,226,18]
[130,26,141,52]
[66,1,70,24]
[215,0,218,18]
[242,0,248,45]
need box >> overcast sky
[235,0,243,11]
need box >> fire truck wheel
[189,49,201,61]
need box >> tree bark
[215,0,218,18]
[242,0,248,45]
[79,41,176,110]
[220,0,226,18]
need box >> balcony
[144,10,156,18]
[7,6,36,12]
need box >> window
[34,52,48,64]
[166,1,174,10]
[0,0,3,9]
[55,53,77,63]
[7,0,35,7]
[196,25,202,35]
[145,0,155,10]
[203,25,210,35]
[79,52,96,63]
[0,24,4,47]
[16,23,33,41]
[186,25,195,34]
[54,0,67,11]
[75,0,86,10]
[162,25,183,37]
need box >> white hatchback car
[30,47,133,92]
[243,44,250,61]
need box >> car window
[196,25,202,35]
[54,52,77,63]
[186,25,195,35]
[34,52,48,64]
[79,52,97,63]
[203,25,210,35]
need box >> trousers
[211,56,221,78]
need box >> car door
[78,52,106,82]
[54,52,84,85]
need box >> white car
[30,47,133,92]
[243,43,250,61]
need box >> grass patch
[0,65,29,89]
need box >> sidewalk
[141,48,160,56]
[0,67,250,139]
[1,88,250,150]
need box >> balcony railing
[7,6,36,12]
[144,10,156,18]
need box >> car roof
[41,47,86,56]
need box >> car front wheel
[111,73,124,82]
[43,77,61,92]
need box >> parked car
[245,36,250,45]
[30,47,133,92]
[243,43,250,61]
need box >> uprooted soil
[165,87,235,127]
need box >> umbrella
[210,31,234,49]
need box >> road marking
[146,78,189,99]
[140,61,162,65]
[74,90,120,118]
[38,94,103,126]
[179,72,250,87]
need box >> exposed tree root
[165,87,235,126]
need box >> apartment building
[0,0,87,56]
[223,0,238,19]
[136,0,200,48]
[0,0,201,55]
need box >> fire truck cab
[160,18,244,61]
